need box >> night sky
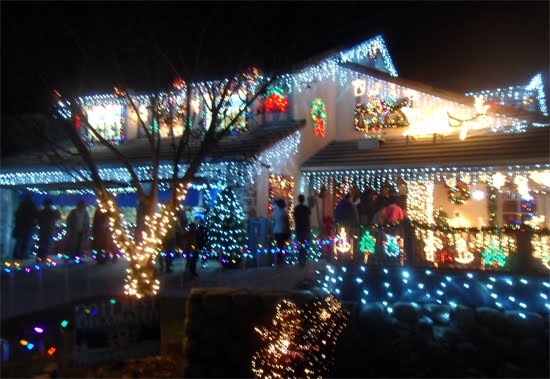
[1,1,548,116]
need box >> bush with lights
[206,187,247,267]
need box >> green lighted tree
[206,187,247,267]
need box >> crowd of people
[11,181,407,271]
[10,195,207,278]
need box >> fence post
[403,220,415,268]
[64,260,70,302]
[37,268,44,309]
[514,228,534,274]
[9,271,15,316]
[86,259,91,297]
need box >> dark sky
[2,1,548,116]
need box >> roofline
[341,62,541,119]
[301,160,549,173]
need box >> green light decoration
[310,98,327,138]
[206,187,247,267]
[359,229,376,255]
[482,239,507,268]
[354,96,409,138]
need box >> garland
[310,98,327,138]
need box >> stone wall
[335,301,549,378]
[183,288,549,378]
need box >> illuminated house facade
[1,35,548,271]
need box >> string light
[206,187,247,266]
[251,295,348,379]
[319,265,550,314]
[532,234,550,270]
[466,72,548,117]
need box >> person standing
[272,199,290,266]
[66,200,90,258]
[12,195,38,260]
[384,198,404,224]
[293,194,311,267]
[91,206,117,264]
[185,223,199,278]
[333,193,359,232]
[162,215,184,273]
[36,199,61,261]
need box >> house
[1,35,548,271]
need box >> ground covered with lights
[319,264,549,378]
[1,258,549,378]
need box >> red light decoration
[114,87,126,98]
[264,93,289,113]
[436,248,454,265]
[173,77,185,90]
[75,115,81,132]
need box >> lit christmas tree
[359,229,376,264]
[482,238,507,268]
[206,187,247,267]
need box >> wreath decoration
[311,98,327,138]
[447,180,470,205]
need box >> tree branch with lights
[44,67,277,298]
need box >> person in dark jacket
[333,193,359,230]
[91,207,117,264]
[293,194,311,267]
[36,199,61,261]
[12,195,38,260]
[162,216,184,273]
[65,200,90,258]
[185,223,199,278]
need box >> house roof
[301,126,550,172]
[341,62,543,121]
[1,119,306,171]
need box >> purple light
[34,327,44,334]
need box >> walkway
[0,257,323,319]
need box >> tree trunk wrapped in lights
[41,68,277,298]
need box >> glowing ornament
[529,171,550,187]
[402,107,452,137]
[525,215,545,229]
[492,173,506,190]
[352,79,367,97]
[514,175,532,200]
[454,237,475,264]
[172,77,185,90]
[436,248,454,265]
[114,87,126,98]
[334,227,353,261]
[471,189,485,201]
[384,234,403,257]
[532,235,550,270]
